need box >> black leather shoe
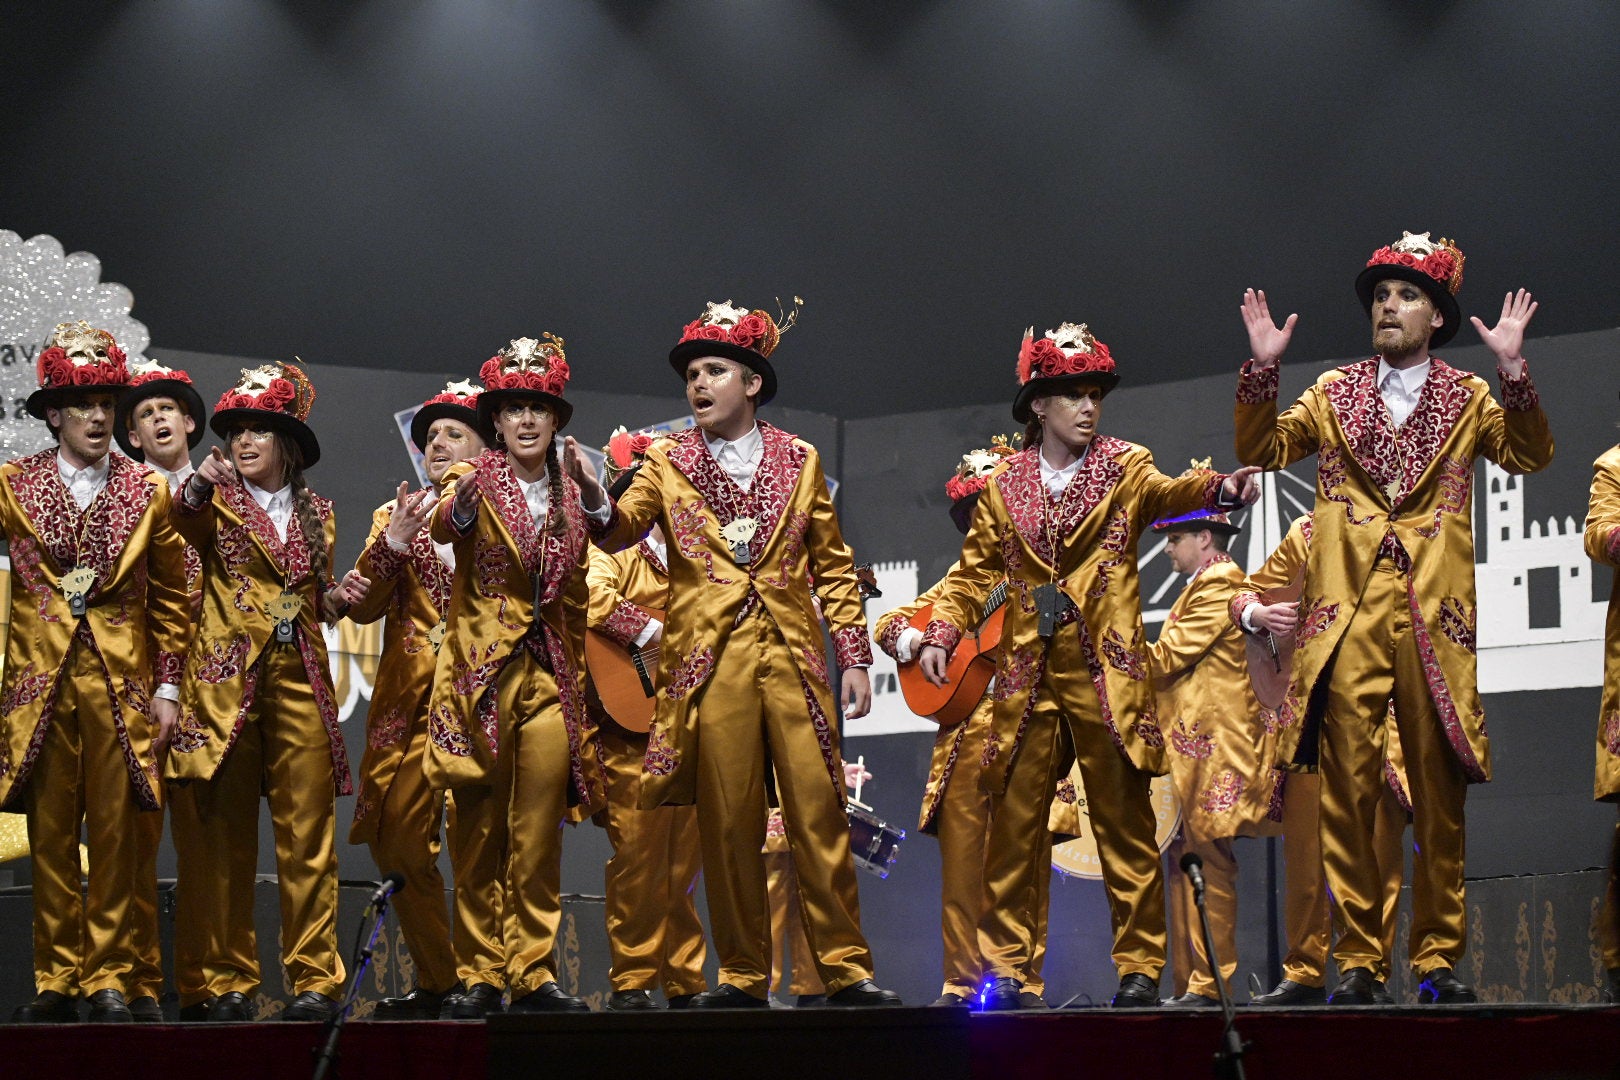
[982,977,1024,1011]
[178,999,213,1023]
[1249,979,1326,1006]
[87,988,133,1022]
[1603,967,1619,1005]
[509,982,590,1013]
[1110,973,1159,1008]
[1327,967,1377,1005]
[666,993,697,1010]
[374,985,459,1020]
[128,995,163,1022]
[794,993,826,1008]
[1417,968,1477,1004]
[826,979,902,1007]
[1018,992,1049,1009]
[931,993,972,1008]
[281,991,341,1021]
[1163,991,1220,1009]
[688,984,769,1009]
[448,983,505,1019]
[606,989,660,1011]
[208,992,253,1022]
[1371,979,1394,1005]
[11,990,79,1023]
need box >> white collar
[56,449,110,483]
[151,458,194,491]
[703,423,762,461]
[244,478,292,511]
[1376,357,1431,395]
[1038,445,1087,479]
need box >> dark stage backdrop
[3,1,1619,419]
[81,327,1616,1008]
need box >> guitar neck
[974,581,1008,629]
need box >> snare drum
[846,802,905,879]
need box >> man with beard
[1233,232,1553,1003]
[2,323,190,1023]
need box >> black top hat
[115,369,207,462]
[1354,232,1466,349]
[208,362,321,468]
[477,334,574,432]
[667,299,799,408]
[1012,323,1121,424]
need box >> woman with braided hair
[423,334,606,1016]
[166,361,369,1022]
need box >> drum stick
[853,754,866,804]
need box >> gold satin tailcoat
[1582,445,1620,802]
[424,450,604,814]
[0,450,191,811]
[590,423,872,809]
[1234,357,1552,782]
[166,477,350,794]
[346,501,455,843]
[921,440,1232,789]
[585,540,668,654]
[1150,556,1280,843]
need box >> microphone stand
[1191,873,1249,1080]
[312,889,395,1080]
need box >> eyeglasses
[228,428,276,443]
[498,403,553,422]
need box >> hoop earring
[495,431,506,447]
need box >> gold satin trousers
[766,847,822,997]
[693,606,873,998]
[599,724,706,997]
[1600,818,1620,971]
[1167,833,1237,998]
[1320,558,1467,976]
[448,649,572,999]
[23,641,141,997]
[176,643,344,1001]
[365,717,458,994]
[980,623,1165,982]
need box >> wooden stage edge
[3,1004,1618,1080]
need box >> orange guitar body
[896,601,1005,727]
[583,608,665,735]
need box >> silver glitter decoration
[0,230,152,459]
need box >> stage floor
[3,1004,1617,1080]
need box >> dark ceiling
[5,0,1617,418]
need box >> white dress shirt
[58,451,110,511]
[1376,357,1430,428]
[704,424,764,492]
[151,460,195,501]
[1038,445,1087,500]
[244,479,295,543]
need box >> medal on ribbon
[62,566,95,618]
[720,517,759,566]
[428,619,448,653]
[267,591,302,643]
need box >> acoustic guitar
[895,579,1008,728]
[583,607,665,734]
[1244,577,1303,711]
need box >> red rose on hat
[71,364,105,386]
[37,347,70,386]
[108,344,127,365]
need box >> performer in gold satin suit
[1232,231,1553,1003]
[1236,513,1409,1006]
[167,361,370,1023]
[1145,500,1284,1008]
[114,359,209,1022]
[345,381,488,1019]
[585,427,707,1012]
[2,323,190,1024]
[917,321,1262,1008]
[874,438,1056,1010]
[1581,445,1620,1004]
[571,299,900,1008]
[424,335,605,1017]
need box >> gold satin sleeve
[593,448,670,555]
[586,545,633,628]
[1126,446,1230,528]
[1585,447,1620,566]
[873,562,960,652]
[931,488,1006,639]
[429,460,482,549]
[145,482,195,676]
[1234,374,1327,471]
[799,446,867,641]
[1147,571,1228,683]
[1475,373,1554,476]
[1246,516,1310,596]
[347,502,400,626]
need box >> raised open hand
[385,481,439,546]
[1241,288,1298,370]
[1470,289,1537,377]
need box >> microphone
[1179,851,1206,901]
[367,873,406,908]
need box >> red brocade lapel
[8,451,155,589]
[410,526,454,615]
[663,423,806,550]
[1322,358,1474,505]
[995,439,1127,567]
[473,449,544,577]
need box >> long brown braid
[274,431,333,601]
[544,437,570,537]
